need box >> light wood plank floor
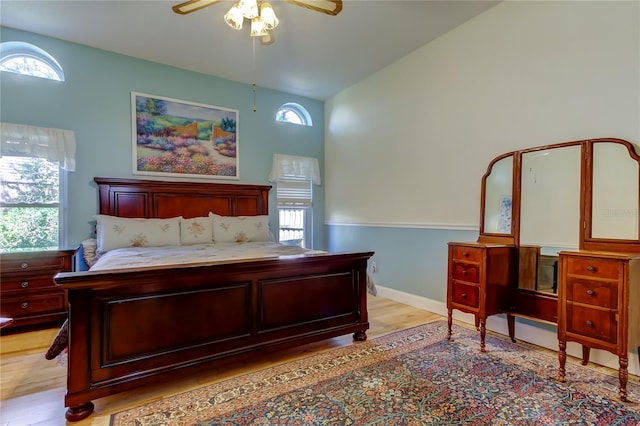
[0,296,442,426]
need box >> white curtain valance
[268,154,321,185]
[0,122,76,171]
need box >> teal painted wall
[0,27,326,250]
[327,225,478,302]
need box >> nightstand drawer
[451,282,479,308]
[452,262,480,283]
[2,255,68,272]
[565,257,619,280]
[451,246,482,262]
[565,278,617,309]
[0,293,65,317]
[565,303,617,344]
[1,275,57,292]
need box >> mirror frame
[583,140,640,252]
[479,138,640,251]
[477,138,640,323]
[479,152,517,244]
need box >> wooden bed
[54,177,373,422]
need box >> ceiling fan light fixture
[260,2,278,30]
[250,16,269,37]
[238,0,259,19]
[224,3,244,30]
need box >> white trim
[326,220,479,231]
[374,285,640,377]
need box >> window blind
[276,179,312,207]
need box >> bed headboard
[94,178,271,218]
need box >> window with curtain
[269,154,321,249]
[276,179,313,247]
[1,123,76,252]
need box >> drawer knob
[461,270,468,276]
[585,320,593,327]
[21,262,28,269]
[21,281,29,288]
[586,265,595,272]
[586,289,594,296]
[461,293,467,299]
[21,302,28,309]
[462,252,469,257]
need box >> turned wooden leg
[619,356,629,402]
[446,309,453,341]
[479,318,487,353]
[558,340,567,383]
[353,331,367,341]
[475,315,480,331]
[507,314,516,343]
[581,345,590,366]
[65,402,94,422]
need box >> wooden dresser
[0,250,73,331]
[446,242,515,352]
[448,138,640,403]
[557,251,640,401]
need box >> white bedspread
[89,242,325,272]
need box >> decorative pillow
[81,238,99,267]
[209,213,271,243]
[96,215,182,252]
[181,216,214,245]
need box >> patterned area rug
[110,321,640,425]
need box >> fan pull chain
[252,37,257,112]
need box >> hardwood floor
[0,296,442,426]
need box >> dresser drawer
[565,304,617,344]
[1,275,57,292]
[0,293,65,317]
[452,262,480,283]
[450,282,479,308]
[565,278,618,309]
[565,257,619,280]
[451,246,482,262]
[1,254,68,273]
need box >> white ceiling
[0,0,499,100]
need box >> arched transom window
[275,103,312,126]
[0,41,65,81]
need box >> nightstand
[0,250,73,332]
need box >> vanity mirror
[518,145,581,294]
[477,139,640,301]
[482,154,514,236]
[448,137,640,401]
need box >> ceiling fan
[172,0,343,45]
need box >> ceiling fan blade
[172,0,225,15]
[283,0,342,16]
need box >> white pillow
[181,216,214,245]
[209,213,271,243]
[96,215,182,252]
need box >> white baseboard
[375,285,640,377]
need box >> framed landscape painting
[132,92,239,179]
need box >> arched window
[275,103,312,126]
[0,41,65,81]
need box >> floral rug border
[110,320,640,425]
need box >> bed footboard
[55,251,373,421]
